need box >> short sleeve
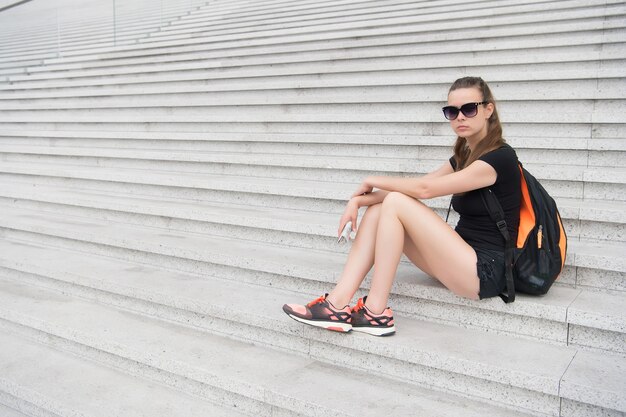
[449,156,457,170]
[477,145,518,182]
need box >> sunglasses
[442,101,487,120]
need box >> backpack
[480,163,568,303]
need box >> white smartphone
[337,221,353,244]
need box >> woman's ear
[484,102,495,119]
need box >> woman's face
[446,87,494,143]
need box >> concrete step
[0,166,609,221]
[0,331,243,417]
[1,77,625,109]
[0,178,624,246]
[4,59,624,95]
[0,134,623,168]
[0,203,624,345]
[0,276,538,417]
[0,4,202,59]
[1,129,624,149]
[1,171,621,297]
[6,34,625,85]
[33,24,626,77]
[0,172,624,253]
[0,403,28,417]
[112,0,621,43]
[0,100,624,126]
[2,61,625,99]
[0,233,624,355]
[0,119,620,145]
[0,10,181,44]
[2,143,622,176]
[158,0,504,33]
[0,152,624,201]
[127,1,626,49]
[2,134,623,168]
[173,0,571,32]
[27,14,624,75]
[2,0,621,67]
[0,58,41,71]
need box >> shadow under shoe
[351,296,396,337]
[282,293,352,333]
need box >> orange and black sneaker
[282,293,352,333]
[351,296,395,336]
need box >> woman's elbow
[413,184,433,200]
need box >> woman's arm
[337,190,389,235]
[362,160,497,200]
[337,160,471,236]
[352,190,389,208]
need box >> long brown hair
[450,77,505,171]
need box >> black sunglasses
[442,101,487,120]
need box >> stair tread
[3,0,624,66]
[0,102,623,125]
[0,278,534,417]
[568,291,626,333]
[561,349,626,411]
[0,72,624,101]
[20,45,626,77]
[2,142,626,167]
[3,61,624,92]
[1,234,624,339]
[0,404,29,417]
[1,129,625,152]
[1,178,625,229]
[0,330,245,417]
[4,57,626,87]
[1,129,622,148]
[0,252,623,412]
[0,159,625,226]
[1,204,624,325]
[1,160,626,205]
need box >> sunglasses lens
[460,103,479,118]
[442,106,458,120]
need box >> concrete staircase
[0,0,625,416]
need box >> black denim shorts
[474,247,506,300]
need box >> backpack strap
[479,188,516,303]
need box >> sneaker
[282,293,352,333]
[351,296,395,336]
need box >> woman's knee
[381,191,408,209]
[381,192,426,216]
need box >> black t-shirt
[449,144,521,251]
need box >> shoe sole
[352,325,396,337]
[286,313,352,333]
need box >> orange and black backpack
[481,163,568,303]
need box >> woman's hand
[338,198,359,237]
[351,178,373,198]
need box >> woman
[283,77,521,336]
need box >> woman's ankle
[326,292,350,309]
[363,298,386,315]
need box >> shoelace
[351,298,365,313]
[307,295,327,308]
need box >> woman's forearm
[364,176,428,200]
[353,190,389,208]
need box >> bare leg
[327,204,381,307]
[365,192,480,314]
